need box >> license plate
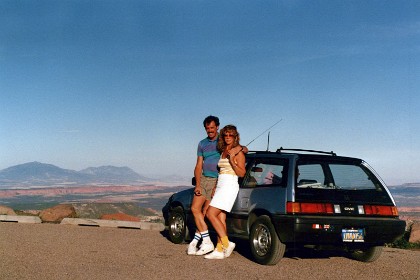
[342,229,364,242]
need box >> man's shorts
[200,175,217,201]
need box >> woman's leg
[206,206,226,241]
[218,211,227,232]
[205,206,236,259]
[215,212,226,253]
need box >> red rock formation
[39,204,76,223]
[409,222,420,243]
[0,205,16,215]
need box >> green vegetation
[387,230,420,250]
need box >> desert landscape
[0,183,419,221]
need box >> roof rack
[276,147,336,156]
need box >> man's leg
[193,176,217,255]
[202,199,211,216]
[191,194,208,232]
[187,194,207,254]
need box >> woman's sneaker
[195,241,214,256]
[223,242,236,258]
[204,250,225,259]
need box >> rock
[39,204,76,223]
[405,220,413,231]
[101,213,140,222]
[0,205,16,215]
[409,222,420,243]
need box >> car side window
[243,158,286,188]
[297,164,325,188]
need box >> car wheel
[168,206,186,244]
[249,215,286,265]
[349,245,383,262]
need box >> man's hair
[203,115,220,127]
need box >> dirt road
[0,223,419,280]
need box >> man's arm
[230,145,248,156]
[194,156,203,195]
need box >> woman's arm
[229,151,246,177]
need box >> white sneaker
[204,250,225,259]
[223,241,236,258]
[187,242,198,255]
[195,242,215,256]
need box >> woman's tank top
[218,157,236,175]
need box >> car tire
[168,206,186,244]
[349,245,383,262]
[249,215,286,265]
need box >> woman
[204,125,246,259]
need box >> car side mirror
[192,177,196,186]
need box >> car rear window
[329,164,377,190]
[295,159,393,204]
[297,163,377,190]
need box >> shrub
[387,230,420,249]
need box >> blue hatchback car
[162,148,406,265]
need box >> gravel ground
[0,223,419,280]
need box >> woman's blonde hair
[218,125,240,151]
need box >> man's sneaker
[187,243,198,255]
[223,241,236,258]
[195,242,214,256]
[204,250,225,259]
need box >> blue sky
[1,0,419,185]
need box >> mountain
[0,162,89,184]
[0,162,152,188]
[79,166,151,183]
[388,183,420,208]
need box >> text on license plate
[342,229,364,242]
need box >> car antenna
[246,119,282,147]
[266,131,270,151]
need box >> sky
[0,0,419,185]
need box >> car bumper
[272,215,406,245]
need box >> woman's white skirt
[210,174,239,212]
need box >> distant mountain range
[0,162,188,189]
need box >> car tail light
[287,202,334,214]
[287,202,399,217]
[363,205,399,216]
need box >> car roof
[246,148,363,163]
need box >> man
[188,115,246,255]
